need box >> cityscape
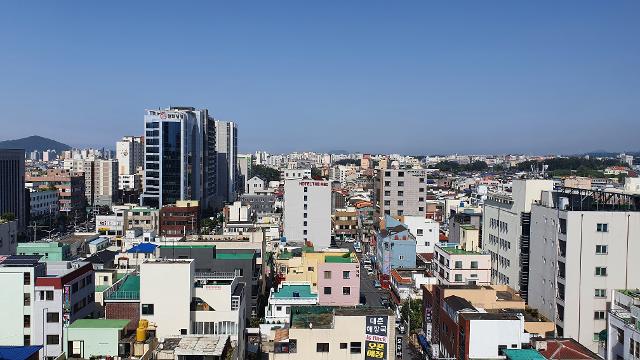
[1,2,640,360]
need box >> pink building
[317,255,360,306]
[434,243,491,285]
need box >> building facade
[0,149,27,231]
[373,168,428,219]
[283,179,331,248]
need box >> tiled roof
[537,339,600,359]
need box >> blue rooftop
[0,346,43,360]
[127,243,157,254]
[384,214,402,229]
[89,236,110,245]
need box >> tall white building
[481,179,554,300]
[283,179,331,248]
[94,159,118,206]
[215,121,238,207]
[116,136,144,191]
[528,188,640,352]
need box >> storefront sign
[365,315,388,360]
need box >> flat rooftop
[503,349,546,360]
[160,335,228,356]
[438,245,481,255]
[68,319,130,329]
[273,284,316,299]
[106,275,140,301]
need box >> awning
[418,334,430,352]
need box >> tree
[251,165,280,182]
[1,212,16,222]
[311,167,324,179]
[400,298,423,333]
[335,159,360,166]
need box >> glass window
[350,342,362,354]
[46,312,59,323]
[46,335,59,345]
[343,287,351,295]
[142,304,154,315]
[342,271,350,279]
[455,261,463,269]
[317,343,329,352]
[324,287,332,295]
[324,271,331,279]
[455,274,463,282]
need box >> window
[397,181,404,187]
[308,267,314,272]
[46,291,53,301]
[304,195,308,201]
[142,304,155,315]
[595,267,607,276]
[23,272,30,285]
[23,335,30,346]
[46,335,59,345]
[596,245,608,254]
[399,255,404,260]
[398,191,404,196]
[595,289,607,298]
[350,342,362,354]
[181,329,187,335]
[454,261,463,269]
[471,261,478,269]
[304,187,308,193]
[455,274,463,282]
[324,271,331,279]
[340,343,347,349]
[24,293,30,306]
[593,333,601,341]
[398,171,404,177]
[324,287,332,295]
[384,191,390,196]
[597,223,608,232]
[303,221,307,226]
[343,287,351,295]
[47,313,59,323]
[397,200,403,206]
[317,343,329,352]
[24,315,30,328]
[594,311,606,320]
[343,271,350,279]
[276,306,282,311]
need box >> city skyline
[1,1,639,154]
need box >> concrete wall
[467,319,525,359]
[284,180,331,248]
[66,327,121,357]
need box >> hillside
[0,135,71,153]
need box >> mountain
[0,135,71,153]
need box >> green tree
[251,165,280,182]
[400,298,423,333]
[311,167,324,179]
[0,212,16,222]
[334,159,360,166]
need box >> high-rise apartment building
[140,107,217,210]
[116,136,144,191]
[528,187,640,352]
[283,179,331,248]
[0,149,26,231]
[373,168,428,219]
[215,121,238,207]
[94,159,118,206]
[481,179,554,300]
[237,154,252,195]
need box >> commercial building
[159,200,200,237]
[116,136,143,179]
[265,307,396,359]
[28,189,58,218]
[332,209,358,239]
[215,120,238,207]
[125,206,159,233]
[482,179,554,299]
[141,107,217,210]
[26,169,86,214]
[16,242,71,262]
[0,149,27,231]
[32,261,96,359]
[422,284,554,360]
[93,159,118,206]
[607,289,640,360]
[283,179,331,248]
[373,168,428,218]
[434,243,491,285]
[528,187,640,352]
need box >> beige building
[434,243,491,286]
[373,168,428,219]
[266,307,396,359]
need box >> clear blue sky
[0,1,638,154]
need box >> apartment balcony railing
[194,272,236,279]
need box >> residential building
[434,243,491,285]
[116,136,143,178]
[283,179,331,248]
[317,253,360,306]
[401,215,439,254]
[159,200,200,237]
[265,307,396,359]
[237,154,252,195]
[528,187,640,352]
[239,194,276,215]
[0,149,27,231]
[33,261,96,359]
[375,216,417,279]
[26,169,86,214]
[63,159,96,206]
[373,168,428,218]
[93,159,118,206]
[141,107,217,210]
[263,282,318,330]
[332,209,358,239]
[0,256,46,346]
[215,120,238,207]
[65,319,131,359]
[96,208,127,236]
[246,176,266,195]
[422,284,554,360]
[607,289,640,360]
[448,211,482,245]
[482,179,554,299]
[125,206,160,233]
[282,168,311,180]
[0,220,18,255]
[103,274,140,332]
[28,189,58,218]
[16,242,71,262]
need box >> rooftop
[159,335,228,356]
[273,284,316,299]
[325,253,355,263]
[215,252,255,260]
[127,243,157,254]
[503,349,546,360]
[68,319,130,329]
[106,275,140,301]
[437,244,481,255]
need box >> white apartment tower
[215,121,238,207]
[481,179,554,301]
[528,188,640,352]
[373,168,428,219]
[283,179,331,248]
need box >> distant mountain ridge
[0,135,71,153]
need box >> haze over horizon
[1,1,639,154]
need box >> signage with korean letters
[365,315,388,360]
[396,336,403,359]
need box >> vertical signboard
[365,315,388,360]
[63,284,71,326]
[396,336,403,359]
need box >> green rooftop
[159,245,215,249]
[439,245,480,255]
[68,319,130,329]
[216,252,255,260]
[273,284,317,299]
[277,252,294,260]
[106,275,140,301]
[95,284,110,292]
[325,254,354,263]
[503,349,545,360]
[291,306,335,329]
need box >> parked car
[367,270,374,276]
[380,298,390,308]
[373,280,381,288]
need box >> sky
[0,1,639,155]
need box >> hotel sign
[299,181,328,187]
[365,315,388,360]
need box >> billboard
[365,315,388,360]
